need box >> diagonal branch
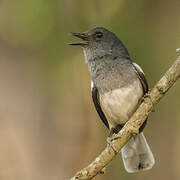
[70,50,180,180]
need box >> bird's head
[69,27,130,62]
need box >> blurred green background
[0,0,180,180]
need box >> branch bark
[70,51,180,180]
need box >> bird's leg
[107,125,123,153]
[107,120,147,154]
[107,128,118,154]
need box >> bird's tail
[121,132,155,173]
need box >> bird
[69,27,155,173]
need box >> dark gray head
[69,27,130,62]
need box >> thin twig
[70,51,180,180]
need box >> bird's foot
[142,93,155,112]
[107,133,121,154]
[106,126,124,154]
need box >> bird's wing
[91,81,109,129]
[132,62,149,94]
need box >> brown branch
[70,50,180,180]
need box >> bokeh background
[0,0,180,180]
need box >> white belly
[100,79,143,128]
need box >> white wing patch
[83,48,88,63]
[132,62,145,74]
[91,80,94,91]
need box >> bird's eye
[95,32,103,39]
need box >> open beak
[68,32,88,46]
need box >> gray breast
[99,78,143,129]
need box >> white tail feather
[121,133,155,173]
